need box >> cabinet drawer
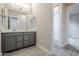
[24,32,30,35]
[5,33,23,36]
[29,32,36,35]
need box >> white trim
[36,44,53,55]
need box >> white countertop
[1,27,36,33]
[1,30,36,33]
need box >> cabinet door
[17,42,23,49]
[24,35,29,47]
[24,35,29,41]
[29,32,36,45]
[17,35,23,42]
[1,34,5,53]
[17,36,23,49]
[4,36,16,52]
[24,41,29,47]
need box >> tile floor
[53,37,79,56]
[3,46,49,56]
[53,44,79,56]
[3,44,79,56]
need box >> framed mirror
[8,15,19,31]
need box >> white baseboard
[36,44,52,55]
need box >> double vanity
[0,4,37,54]
[1,31,36,54]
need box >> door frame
[66,3,79,43]
[53,4,62,47]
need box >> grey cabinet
[23,32,36,46]
[24,35,29,47]
[17,35,23,42]
[4,36,16,52]
[17,42,23,49]
[1,32,36,53]
[16,36,23,49]
[29,32,36,45]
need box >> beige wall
[32,4,53,53]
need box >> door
[67,4,79,49]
